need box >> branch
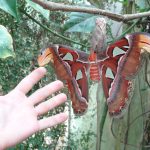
[32,0,150,22]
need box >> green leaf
[0,25,15,59]
[63,12,99,33]
[0,0,18,19]
[26,0,50,20]
[100,60,150,150]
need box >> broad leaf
[63,12,100,33]
[0,0,18,19]
[0,25,15,59]
[100,58,150,150]
[26,0,50,20]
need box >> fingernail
[39,67,47,73]
[56,80,64,87]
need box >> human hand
[0,67,68,149]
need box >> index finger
[15,67,47,94]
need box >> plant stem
[20,9,87,47]
[123,103,130,150]
[96,82,108,150]
[108,19,141,44]
[98,102,108,150]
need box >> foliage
[0,0,18,19]
[0,25,15,59]
[63,12,99,33]
[0,0,68,149]
[0,0,150,150]
[25,0,50,20]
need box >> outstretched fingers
[38,112,68,130]
[29,80,64,105]
[35,93,67,116]
[15,67,47,94]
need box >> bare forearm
[0,133,7,150]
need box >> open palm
[0,67,67,149]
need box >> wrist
[0,132,7,150]
[0,143,6,149]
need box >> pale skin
[0,67,68,149]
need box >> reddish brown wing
[102,32,150,116]
[120,33,150,78]
[102,54,131,116]
[107,33,150,78]
[38,45,89,115]
[38,33,150,117]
